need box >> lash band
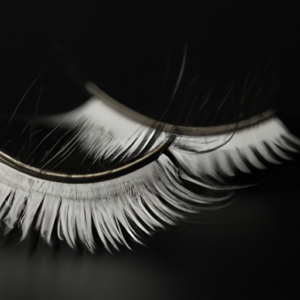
[0,107,276,184]
[86,82,276,136]
[0,138,174,184]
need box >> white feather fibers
[0,154,232,252]
[170,116,300,182]
[0,104,299,252]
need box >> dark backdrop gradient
[0,1,300,299]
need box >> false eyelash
[0,154,233,252]
[0,82,299,251]
[170,117,300,183]
[0,99,299,253]
[40,85,170,167]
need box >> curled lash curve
[0,139,174,183]
[86,83,276,136]
[0,82,275,184]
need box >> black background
[0,1,300,299]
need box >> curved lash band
[0,138,174,183]
[0,107,274,184]
[0,83,299,253]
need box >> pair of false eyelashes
[0,82,299,253]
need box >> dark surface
[1,1,300,121]
[0,1,300,299]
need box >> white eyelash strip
[170,117,300,183]
[42,96,169,164]
[0,111,298,252]
[0,154,231,252]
